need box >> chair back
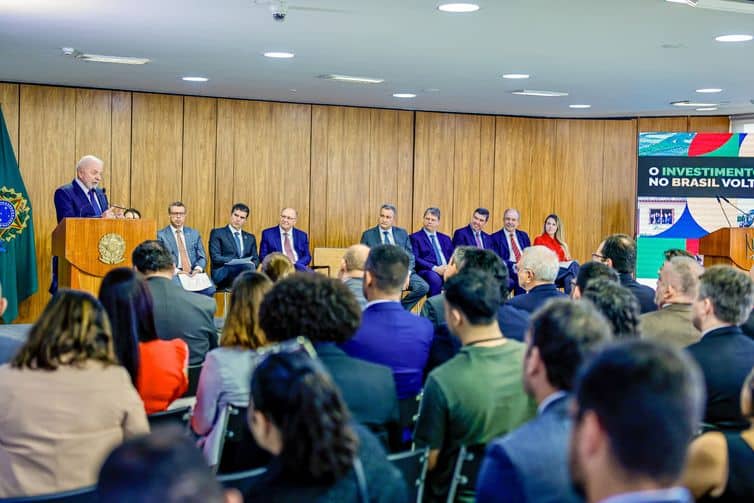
[445,444,486,503]
[0,486,96,502]
[182,363,203,397]
[397,392,422,449]
[387,448,429,503]
[217,467,267,494]
[215,404,271,474]
[147,405,192,430]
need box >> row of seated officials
[1,230,754,501]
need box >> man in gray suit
[157,201,215,296]
[477,299,612,503]
[338,244,369,309]
[132,240,217,365]
[360,204,428,311]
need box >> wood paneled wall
[0,82,730,323]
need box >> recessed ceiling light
[437,3,480,13]
[77,53,150,65]
[696,88,722,93]
[502,74,530,79]
[696,107,718,111]
[715,34,753,42]
[569,104,591,109]
[263,51,295,59]
[182,76,208,82]
[671,100,717,107]
[665,0,697,6]
[393,93,416,98]
[423,88,440,93]
[512,89,568,97]
[319,74,384,84]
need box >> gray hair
[666,256,703,298]
[76,155,103,172]
[424,207,441,220]
[698,265,754,325]
[450,246,473,267]
[519,245,559,283]
[380,203,397,215]
[503,208,520,219]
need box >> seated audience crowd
[3,222,754,502]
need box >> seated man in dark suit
[570,260,619,300]
[360,203,429,311]
[582,278,641,339]
[477,299,612,503]
[132,240,217,365]
[258,207,311,271]
[452,207,493,250]
[688,265,754,430]
[593,233,656,314]
[341,244,433,400]
[208,203,259,290]
[410,207,454,297]
[507,245,567,314]
[258,273,400,447]
[491,208,531,295]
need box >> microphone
[716,196,733,228]
[721,196,754,227]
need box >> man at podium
[53,155,118,222]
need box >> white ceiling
[1,0,754,118]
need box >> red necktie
[509,232,521,262]
[283,233,295,262]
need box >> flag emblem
[0,186,30,252]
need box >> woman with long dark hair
[99,268,188,413]
[245,349,407,502]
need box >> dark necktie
[89,189,102,217]
[474,232,483,248]
[382,231,390,244]
[234,232,243,257]
[430,234,446,265]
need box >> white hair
[76,155,103,172]
[519,245,559,282]
[666,256,704,298]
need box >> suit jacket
[741,310,754,339]
[687,325,754,429]
[259,226,311,271]
[360,225,416,272]
[53,180,109,223]
[452,225,492,249]
[410,230,453,273]
[421,293,446,328]
[341,301,433,400]
[507,283,567,314]
[640,303,701,349]
[620,273,657,314]
[497,304,529,342]
[343,277,367,310]
[491,228,531,264]
[208,226,259,278]
[146,276,217,364]
[157,225,208,271]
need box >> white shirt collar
[364,299,399,309]
[228,225,242,235]
[74,177,93,194]
[537,391,568,415]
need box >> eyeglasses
[591,252,605,261]
[169,212,186,216]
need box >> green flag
[0,107,38,323]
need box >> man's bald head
[343,244,370,273]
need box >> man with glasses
[592,234,656,314]
[259,207,312,271]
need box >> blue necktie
[430,234,446,265]
[88,189,102,217]
[382,231,390,244]
[234,232,243,257]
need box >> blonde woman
[533,214,571,262]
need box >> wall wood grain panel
[479,117,496,229]
[214,99,236,227]
[309,106,328,249]
[182,97,217,244]
[0,83,19,156]
[602,119,637,239]
[638,117,688,133]
[687,116,730,133]
[110,92,132,208]
[74,89,112,191]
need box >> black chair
[182,363,203,398]
[0,486,96,503]
[445,444,486,503]
[387,448,429,503]
[215,404,271,474]
[147,405,192,430]
[217,467,267,494]
[396,392,423,450]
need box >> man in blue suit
[507,246,567,314]
[157,201,215,296]
[208,203,259,290]
[452,207,493,250]
[476,299,612,503]
[259,207,311,271]
[360,204,429,311]
[410,207,454,297]
[340,244,433,400]
[492,208,531,296]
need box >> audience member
[742,267,754,339]
[360,203,429,311]
[260,252,295,282]
[683,366,754,501]
[594,234,656,313]
[98,428,241,503]
[491,208,531,295]
[688,265,754,430]
[157,201,215,296]
[582,278,641,338]
[123,207,141,219]
[411,207,454,297]
[507,245,566,313]
[341,244,433,400]
[569,340,704,503]
[571,261,619,300]
[244,350,408,502]
[640,256,703,348]
[477,299,612,503]
[452,207,493,249]
[99,268,188,414]
[0,281,25,363]
[132,240,217,365]
[664,248,695,261]
[533,214,572,262]
[420,245,472,328]
[338,244,370,309]
[192,271,272,465]
[259,207,312,271]
[0,290,148,497]
[414,270,537,502]
[209,203,259,290]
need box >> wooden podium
[698,227,754,271]
[52,218,157,296]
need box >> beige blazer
[0,361,149,497]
